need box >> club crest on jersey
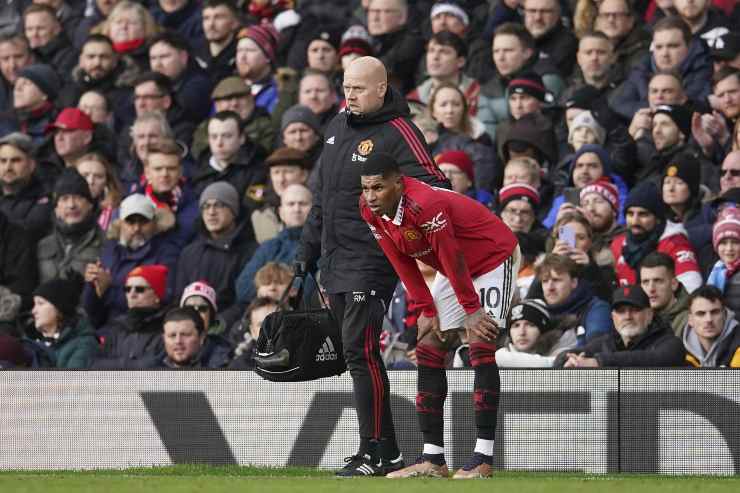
[420,212,447,234]
[404,229,420,241]
[357,139,374,156]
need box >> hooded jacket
[609,39,713,121]
[297,87,448,297]
[683,308,740,368]
[659,284,690,337]
[554,314,686,367]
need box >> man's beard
[121,235,149,250]
[1,176,28,194]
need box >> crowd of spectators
[0,0,739,369]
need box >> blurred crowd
[0,0,739,369]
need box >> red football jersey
[360,176,517,317]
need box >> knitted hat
[713,209,740,251]
[339,38,374,58]
[180,280,218,312]
[653,104,692,139]
[624,181,665,220]
[569,111,606,145]
[571,143,612,178]
[508,73,553,104]
[564,85,601,110]
[17,64,61,101]
[237,24,279,65]
[435,150,474,182]
[306,25,342,51]
[211,76,251,100]
[580,177,620,212]
[499,183,540,209]
[341,24,372,46]
[281,104,321,135]
[0,286,21,323]
[0,334,30,368]
[53,168,93,205]
[508,299,551,333]
[663,152,701,199]
[265,146,311,169]
[49,108,93,132]
[199,181,240,217]
[430,1,470,27]
[126,264,168,301]
[33,278,82,318]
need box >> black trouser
[329,292,397,445]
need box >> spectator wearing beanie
[496,299,563,368]
[235,24,280,113]
[545,144,628,230]
[0,64,61,143]
[435,150,494,208]
[174,181,257,328]
[37,169,104,284]
[637,103,717,187]
[338,25,374,73]
[611,180,703,292]
[280,104,323,167]
[580,177,623,266]
[568,111,606,151]
[180,280,220,333]
[498,183,548,296]
[707,209,740,313]
[662,152,704,224]
[27,277,98,368]
[94,264,169,369]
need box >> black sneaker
[381,454,405,475]
[335,454,383,477]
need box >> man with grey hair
[288,56,447,476]
[82,193,180,329]
[0,131,51,240]
[555,285,685,367]
[365,0,424,93]
[522,0,577,78]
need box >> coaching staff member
[297,56,447,477]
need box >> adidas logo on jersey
[326,136,335,144]
[316,337,339,362]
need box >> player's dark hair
[164,306,206,335]
[639,252,676,276]
[360,152,401,178]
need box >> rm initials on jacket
[316,337,338,362]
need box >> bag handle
[277,274,329,311]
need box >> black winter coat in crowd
[0,175,52,241]
[554,315,686,368]
[93,307,167,369]
[298,87,448,298]
[0,211,38,310]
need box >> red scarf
[113,38,145,54]
[144,182,183,213]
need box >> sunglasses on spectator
[721,168,740,177]
[189,304,210,314]
[124,285,151,294]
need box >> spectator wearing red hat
[235,24,280,114]
[94,264,169,368]
[707,208,740,313]
[43,107,95,170]
[339,25,374,73]
[580,176,624,266]
[435,150,493,208]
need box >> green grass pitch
[1,466,740,493]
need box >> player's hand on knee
[464,308,499,342]
[418,314,445,343]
